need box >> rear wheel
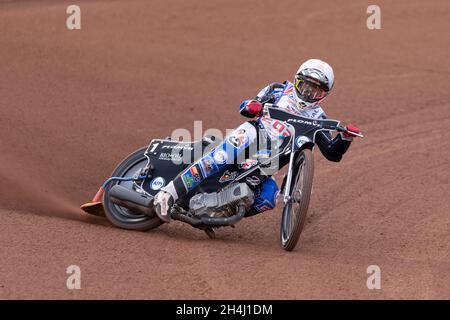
[280,148,314,251]
[103,147,163,231]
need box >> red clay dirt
[0,0,449,299]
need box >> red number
[272,121,285,132]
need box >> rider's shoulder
[257,81,286,98]
[266,81,287,93]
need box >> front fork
[282,138,297,205]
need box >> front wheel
[280,148,314,251]
[103,147,163,231]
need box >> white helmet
[294,59,334,110]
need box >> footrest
[80,201,105,217]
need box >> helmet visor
[294,77,328,103]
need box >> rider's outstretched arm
[315,131,352,162]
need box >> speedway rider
[154,59,361,222]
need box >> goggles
[294,76,329,103]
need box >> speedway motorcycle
[81,105,363,251]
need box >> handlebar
[336,125,364,138]
[264,104,364,138]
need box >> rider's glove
[341,124,360,141]
[246,100,263,116]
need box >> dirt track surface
[1,0,449,299]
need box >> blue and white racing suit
[162,81,352,215]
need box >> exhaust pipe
[172,205,246,227]
[109,185,154,216]
[200,205,246,226]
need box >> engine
[189,183,254,218]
